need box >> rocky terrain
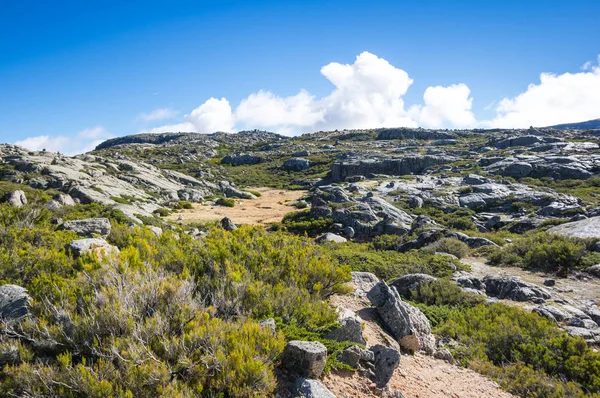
[2,125,600,397]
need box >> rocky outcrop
[284,158,311,171]
[331,155,452,182]
[221,153,263,166]
[281,341,327,378]
[0,285,31,321]
[548,216,600,239]
[483,275,551,303]
[58,218,111,237]
[367,282,435,353]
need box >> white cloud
[147,52,469,135]
[14,126,113,155]
[137,108,179,122]
[486,60,600,128]
[410,83,476,129]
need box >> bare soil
[325,294,516,398]
[167,187,306,225]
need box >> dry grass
[167,187,306,225]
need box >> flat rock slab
[548,216,600,239]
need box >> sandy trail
[323,294,515,398]
[167,187,306,225]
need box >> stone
[407,196,424,208]
[0,285,30,320]
[293,378,336,398]
[533,305,570,322]
[54,193,75,206]
[65,238,119,258]
[389,274,438,297]
[258,318,276,335]
[351,272,380,297]
[483,275,551,303]
[433,347,454,363]
[325,308,366,345]
[367,282,435,353]
[587,264,600,277]
[543,279,556,287]
[370,344,401,388]
[221,153,263,166]
[337,345,364,368]
[564,327,600,344]
[281,341,327,378]
[315,233,347,244]
[582,306,600,325]
[284,158,311,171]
[548,216,600,239]
[220,217,237,231]
[58,218,111,238]
[452,272,484,291]
[4,190,27,207]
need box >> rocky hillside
[1,126,600,397]
[548,118,600,130]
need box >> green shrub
[215,197,235,207]
[458,186,473,194]
[281,210,332,236]
[435,303,600,396]
[487,232,597,275]
[247,190,262,197]
[430,238,470,258]
[406,279,485,307]
[330,242,469,281]
[153,208,171,217]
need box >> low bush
[280,209,332,236]
[487,232,600,275]
[330,242,469,281]
[435,304,600,397]
[428,238,470,258]
[153,207,171,217]
[215,197,235,207]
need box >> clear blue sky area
[1,0,599,141]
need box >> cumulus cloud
[148,52,468,135]
[137,108,179,122]
[486,60,600,128]
[410,83,476,128]
[14,126,113,155]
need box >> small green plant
[215,197,235,207]
[153,208,171,217]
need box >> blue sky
[1,0,599,154]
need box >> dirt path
[325,294,516,398]
[167,187,306,225]
[462,257,600,306]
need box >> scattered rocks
[258,318,276,335]
[351,272,380,297]
[281,341,327,378]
